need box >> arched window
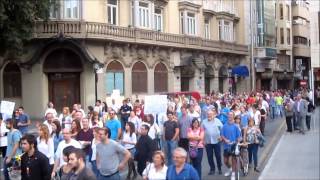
[154,63,168,92]
[132,61,147,93]
[106,61,124,95]
[3,63,22,98]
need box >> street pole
[250,0,256,91]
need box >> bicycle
[229,142,249,180]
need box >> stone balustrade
[34,21,248,55]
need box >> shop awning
[232,65,249,77]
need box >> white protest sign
[0,101,15,115]
[144,95,167,114]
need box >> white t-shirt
[262,100,269,111]
[128,116,141,132]
[253,111,261,126]
[45,108,58,117]
[122,132,137,149]
[91,138,99,161]
[37,137,55,164]
[55,139,81,168]
[142,163,168,180]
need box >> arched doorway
[3,63,22,98]
[106,61,124,95]
[154,62,168,92]
[43,49,83,112]
[218,66,228,93]
[132,61,147,93]
[205,66,215,95]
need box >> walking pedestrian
[51,128,81,178]
[3,118,22,180]
[221,112,242,180]
[58,146,75,180]
[68,148,96,180]
[105,110,122,141]
[284,98,294,132]
[58,107,72,130]
[294,94,308,134]
[135,124,157,175]
[96,127,131,180]
[90,127,101,178]
[178,106,192,152]
[45,102,58,118]
[43,112,55,134]
[120,99,132,130]
[51,120,63,153]
[166,147,199,180]
[76,118,94,168]
[0,117,9,158]
[245,118,261,172]
[71,120,81,138]
[20,134,51,180]
[201,109,223,175]
[37,124,55,173]
[163,112,179,165]
[121,122,137,179]
[142,151,167,180]
[188,118,205,178]
[306,98,315,131]
[17,106,31,135]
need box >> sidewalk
[259,108,320,180]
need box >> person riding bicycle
[221,112,242,180]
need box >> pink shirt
[188,127,204,148]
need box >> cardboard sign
[144,95,167,114]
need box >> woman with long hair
[91,111,103,128]
[37,124,55,172]
[187,118,204,178]
[122,121,137,180]
[70,120,81,138]
[91,127,101,178]
[244,118,261,172]
[51,120,63,153]
[58,107,72,130]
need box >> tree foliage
[0,0,53,57]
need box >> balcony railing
[33,21,248,55]
[203,2,238,16]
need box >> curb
[259,119,286,169]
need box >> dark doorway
[181,77,190,91]
[48,73,80,112]
[44,49,83,112]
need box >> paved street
[259,107,320,180]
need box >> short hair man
[68,148,96,180]
[166,147,199,180]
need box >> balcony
[293,44,311,57]
[203,2,238,17]
[33,21,248,55]
[254,47,277,60]
[292,5,310,20]
[292,24,310,39]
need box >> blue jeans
[165,140,177,166]
[248,143,259,168]
[91,160,99,178]
[271,107,276,119]
[190,148,203,179]
[205,143,222,172]
[277,105,284,117]
[98,171,120,180]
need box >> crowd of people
[0,87,317,180]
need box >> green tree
[0,0,54,57]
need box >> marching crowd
[0,87,317,180]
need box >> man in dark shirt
[68,148,96,180]
[76,118,94,167]
[163,112,179,166]
[20,134,50,180]
[135,124,156,175]
[119,99,132,130]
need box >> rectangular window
[107,0,118,25]
[138,1,150,28]
[286,5,290,21]
[287,28,290,45]
[106,72,124,95]
[180,11,184,34]
[64,0,79,19]
[154,8,163,31]
[186,12,196,35]
[280,4,283,20]
[219,20,223,40]
[49,0,58,19]
[294,36,308,45]
[280,28,284,44]
[204,19,210,39]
